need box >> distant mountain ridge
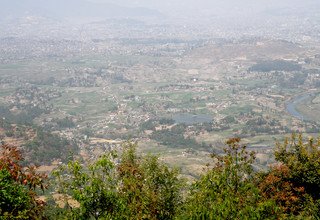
[0,0,162,21]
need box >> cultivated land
[1,21,320,177]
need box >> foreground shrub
[179,138,280,219]
[51,142,182,220]
[0,144,47,219]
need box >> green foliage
[277,72,308,88]
[0,106,47,125]
[249,60,302,72]
[222,115,236,124]
[140,119,156,131]
[0,169,32,219]
[151,129,199,148]
[0,144,47,219]
[150,125,208,149]
[118,143,182,220]
[0,109,78,165]
[5,134,318,219]
[272,134,320,217]
[25,127,78,165]
[51,142,182,220]
[257,165,315,218]
[52,153,119,220]
[179,138,280,219]
[54,117,76,129]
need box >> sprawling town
[0,5,320,176]
[2,0,320,218]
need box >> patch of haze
[1,0,320,40]
[90,0,320,17]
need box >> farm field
[1,37,320,177]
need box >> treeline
[24,128,78,165]
[0,104,78,165]
[249,60,302,72]
[141,119,198,148]
[141,119,213,150]
[0,105,48,125]
[1,135,320,219]
[0,119,78,165]
[151,125,205,149]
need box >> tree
[52,153,120,220]
[179,138,279,219]
[51,142,182,220]
[257,165,313,217]
[0,144,47,219]
[259,134,320,217]
[117,142,182,220]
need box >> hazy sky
[89,0,320,19]
[90,0,319,10]
[2,0,320,26]
[1,0,320,40]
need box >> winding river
[173,94,315,124]
[286,93,316,121]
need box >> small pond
[172,113,212,125]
